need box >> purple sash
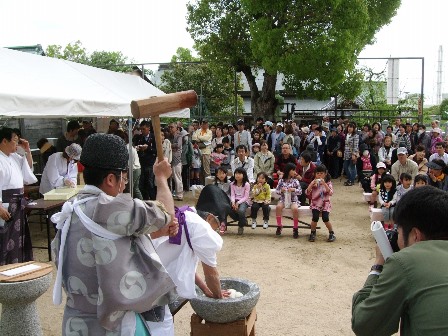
[169,206,194,251]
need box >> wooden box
[191,307,256,336]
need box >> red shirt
[296,162,316,184]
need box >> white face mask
[418,130,424,135]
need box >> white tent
[0,47,189,118]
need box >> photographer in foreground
[352,186,448,335]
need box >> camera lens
[386,229,400,252]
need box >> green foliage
[45,41,134,73]
[440,98,448,120]
[423,104,441,125]
[359,66,387,108]
[397,93,420,111]
[46,40,89,64]
[158,47,243,120]
[89,50,133,72]
[187,0,401,120]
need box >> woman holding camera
[305,164,335,242]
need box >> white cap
[65,143,82,160]
[397,147,408,155]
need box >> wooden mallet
[130,90,198,162]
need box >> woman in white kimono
[0,127,37,265]
[39,143,82,195]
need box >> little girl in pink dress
[305,164,335,242]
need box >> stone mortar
[0,272,52,336]
[189,277,260,323]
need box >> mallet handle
[152,116,164,163]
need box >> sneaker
[293,228,299,239]
[275,226,282,236]
[219,223,226,235]
[263,221,269,229]
[251,221,257,229]
[238,227,244,235]
[327,232,336,242]
[308,232,316,242]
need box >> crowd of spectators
[36,116,448,234]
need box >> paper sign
[0,263,41,276]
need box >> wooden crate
[191,307,256,336]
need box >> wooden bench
[363,192,383,221]
[370,208,384,221]
[363,192,372,202]
[227,205,318,229]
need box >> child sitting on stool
[250,172,271,229]
[229,167,251,235]
[378,174,397,230]
[275,163,302,238]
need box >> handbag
[337,150,343,158]
[198,141,206,149]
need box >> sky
[0,0,446,106]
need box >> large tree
[159,47,243,120]
[187,0,401,120]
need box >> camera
[386,228,400,252]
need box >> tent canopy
[0,47,190,118]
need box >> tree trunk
[239,65,259,118]
[257,72,278,121]
[240,66,278,122]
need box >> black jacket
[133,133,157,165]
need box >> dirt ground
[16,178,381,335]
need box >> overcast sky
[0,0,446,105]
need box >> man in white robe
[0,127,37,265]
[39,143,81,195]
[147,207,228,336]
